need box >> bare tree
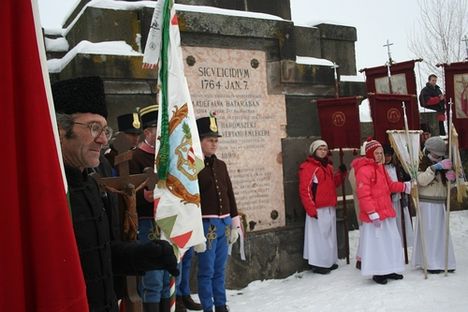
[409,0,468,86]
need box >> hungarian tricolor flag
[0,0,88,311]
[143,0,205,259]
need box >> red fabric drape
[316,96,362,149]
[441,61,468,148]
[368,94,420,144]
[0,0,88,311]
[361,60,419,95]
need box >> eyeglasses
[74,122,113,140]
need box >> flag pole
[444,99,453,276]
[402,101,428,279]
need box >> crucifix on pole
[462,35,468,60]
[383,39,394,93]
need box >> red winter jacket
[352,157,405,223]
[298,157,345,217]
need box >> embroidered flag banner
[360,60,420,95]
[368,94,420,144]
[440,61,468,148]
[316,96,362,149]
[143,0,205,258]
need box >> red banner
[368,94,420,144]
[316,96,362,149]
[0,0,88,311]
[360,60,420,95]
[440,61,468,148]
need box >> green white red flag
[143,0,205,259]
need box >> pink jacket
[352,157,404,223]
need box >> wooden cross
[93,150,157,241]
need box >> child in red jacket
[298,140,346,274]
[352,139,411,284]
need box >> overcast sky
[37,0,423,75]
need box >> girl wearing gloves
[412,136,456,274]
[352,139,411,284]
[298,140,347,274]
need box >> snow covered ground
[225,210,468,312]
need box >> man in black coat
[52,76,178,312]
[419,74,446,135]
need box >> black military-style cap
[139,105,159,129]
[196,116,222,138]
[117,113,142,134]
[52,76,107,118]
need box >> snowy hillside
[226,211,468,312]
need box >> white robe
[412,201,456,270]
[303,207,338,268]
[359,218,405,276]
[385,164,414,247]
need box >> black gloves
[339,164,347,173]
[137,240,179,276]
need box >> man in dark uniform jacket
[129,105,173,312]
[52,76,178,312]
[195,116,242,312]
[419,74,446,135]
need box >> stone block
[66,7,141,52]
[294,26,321,58]
[285,95,321,137]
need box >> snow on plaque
[182,47,287,231]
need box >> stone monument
[43,0,366,288]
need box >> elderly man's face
[60,113,108,171]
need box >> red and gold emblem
[332,111,346,127]
[386,108,401,123]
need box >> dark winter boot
[160,298,171,312]
[214,305,229,312]
[311,265,331,274]
[385,273,403,280]
[329,264,339,271]
[182,295,203,310]
[143,302,160,312]
[372,275,388,285]
[428,269,443,274]
[176,296,187,312]
[355,260,361,270]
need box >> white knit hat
[309,139,328,155]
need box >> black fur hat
[52,76,107,118]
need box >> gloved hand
[139,240,179,276]
[144,189,154,202]
[403,181,412,194]
[432,159,452,171]
[339,164,347,173]
[229,216,242,244]
[194,242,207,253]
[445,170,456,182]
[368,212,382,228]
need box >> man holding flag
[52,76,179,311]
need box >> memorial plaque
[182,47,287,231]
